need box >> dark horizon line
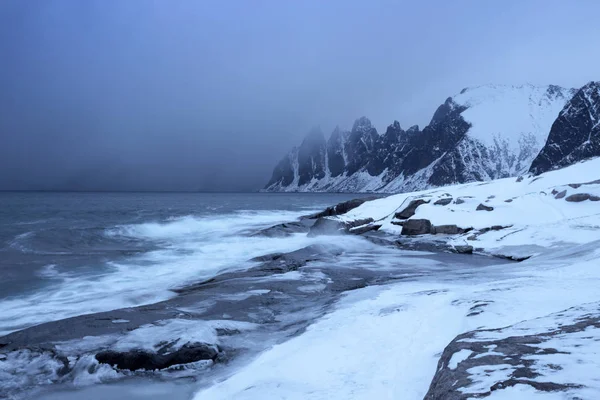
[0,189,381,195]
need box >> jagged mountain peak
[265,82,588,193]
[529,81,600,175]
[351,117,374,133]
[406,125,419,134]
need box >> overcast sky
[1,0,600,191]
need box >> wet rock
[307,218,347,236]
[453,245,473,254]
[303,197,378,219]
[554,190,567,199]
[95,343,219,371]
[401,219,432,235]
[307,218,374,237]
[434,198,453,206]
[395,199,429,219]
[252,221,310,237]
[249,253,284,262]
[349,223,382,235]
[476,203,494,211]
[565,193,600,202]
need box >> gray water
[0,192,373,333]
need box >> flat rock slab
[425,303,600,399]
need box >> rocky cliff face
[266,84,576,193]
[530,81,600,175]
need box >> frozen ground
[192,159,600,399]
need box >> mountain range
[265,82,600,192]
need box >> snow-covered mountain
[530,81,600,175]
[265,84,576,193]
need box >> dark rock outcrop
[530,81,600,175]
[434,198,453,206]
[425,305,600,399]
[554,190,567,199]
[95,343,219,371]
[401,219,433,235]
[476,204,494,211]
[433,225,469,235]
[395,199,429,219]
[304,197,378,219]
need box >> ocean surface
[0,191,372,336]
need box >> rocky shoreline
[0,196,512,399]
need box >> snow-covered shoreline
[194,158,600,399]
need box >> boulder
[95,343,219,371]
[565,193,600,202]
[554,190,567,199]
[434,198,453,206]
[453,245,474,254]
[504,198,513,203]
[476,203,494,211]
[401,219,433,235]
[390,220,405,226]
[455,198,466,205]
[395,199,429,219]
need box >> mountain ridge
[265,83,576,193]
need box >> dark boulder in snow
[401,219,433,235]
[565,193,600,202]
[476,204,494,212]
[434,198,453,206]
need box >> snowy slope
[265,84,575,193]
[342,157,600,257]
[197,157,600,400]
[453,84,576,176]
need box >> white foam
[0,208,335,336]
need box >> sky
[1,0,600,192]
